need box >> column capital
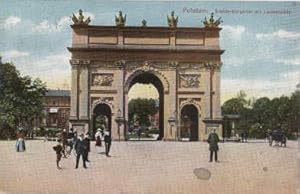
[70,59,91,66]
[114,60,126,69]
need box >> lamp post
[168,112,177,141]
[115,109,124,141]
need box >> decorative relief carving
[88,60,222,71]
[124,67,170,93]
[179,98,201,112]
[92,74,114,86]
[180,74,200,88]
[91,97,114,111]
[114,60,125,69]
[141,61,152,72]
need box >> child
[53,139,63,169]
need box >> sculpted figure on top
[203,13,222,28]
[115,11,126,27]
[167,11,178,27]
[72,9,91,25]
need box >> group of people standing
[53,128,112,170]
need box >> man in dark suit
[104,131,112,157]
[207,129,220,162]
[83,133,91,162]
[75,134,87,169]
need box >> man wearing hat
[74,134,87,169]
[207,128,220,162]
[104,131,112,157]
[83,133,91,162]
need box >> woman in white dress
[16,129,26,152]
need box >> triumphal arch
[68,10,224,141]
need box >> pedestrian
[137,128,141,140]
[207,129,220,162]
[16,129,26,152]
[104,131,112,157]
[95,128,102,148]
[244,130,248,142]
[240,131,245,143]
[68,128,74,139]
[74,134,87,169]
[69,131,77,156]
[83,133,91,162]
[53,139,63,169]
[60,129,68,158]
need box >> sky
[0,0,299,103]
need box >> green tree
[222,91,251,136]
[128,98,158,128]
[289,91,300,137]
[0,62,47,138]
[251,97,272,134]
[270,96,291,129]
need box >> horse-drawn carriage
[269,129,287,147]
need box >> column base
[70,119,90,135]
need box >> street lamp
[168,112,177,141]
[115,108,124,141]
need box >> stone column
[70,62,79,120]
[79,65,89,120]
[213,67,222,119]
[204,67,212,119]
[116,62,125,140]
[166,67,177,140]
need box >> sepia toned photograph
[0,1,299,194]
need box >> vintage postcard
[0,1,299,194]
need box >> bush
[148,128,159,134]
[0,126,15,139]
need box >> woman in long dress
[95,128,102,150]
[16,129,26,152]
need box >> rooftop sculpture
[72,9,91,25]
[115,11,126,27]
[203,13,222,28]
[141,19,147,27]
[71,10,223,28]
[167,11,178,27]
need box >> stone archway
[125,71,164,140]
[93,103,112,137]
[180,104,199,141]
[68,19,224,141]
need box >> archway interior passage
[181,104,199,141]
[93,104,112,137]
[127,72,164,140]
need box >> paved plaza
[0,140,298,194]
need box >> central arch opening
[93,103,112,137]
[127,72,164,140]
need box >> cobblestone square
[0,140,298,194]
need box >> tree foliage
[128,98,158,128]
[222,90,299,139]
[0,62,47,138]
